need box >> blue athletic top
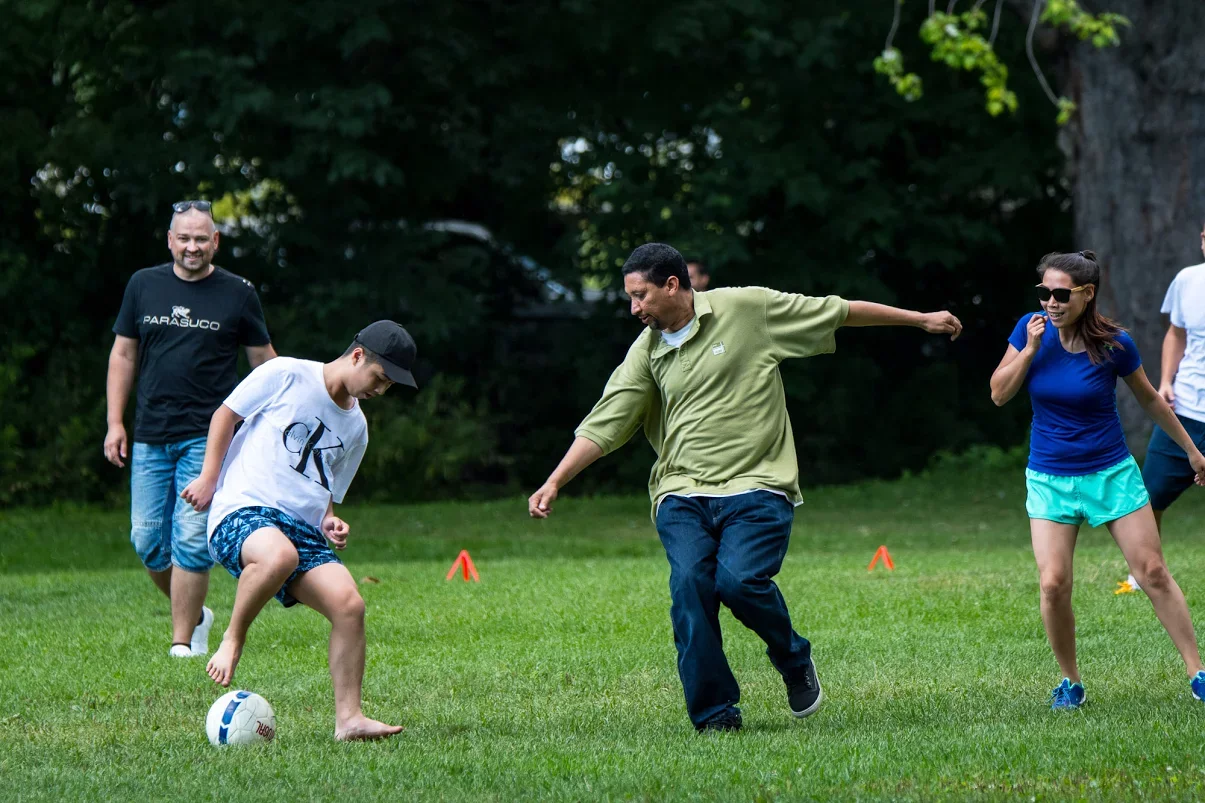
[1008,313,1141,476]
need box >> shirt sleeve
[223,359,290,418]
[1007,313,1039,351]
[1161,273,1183,327]
[574,336,657,456]
[113,274,140,338]
[764,290,850,361]
[330,429,367,504]
[238,286,272,347]
[1112,331,1142,377]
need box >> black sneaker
[695,709,743,733]
[787,661,823,718]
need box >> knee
[336,588,366,622]
[670,563,716,601]
[254,547,299,578]
[1039,570,1072,601]
[715,566,759,606]
[1136,557,1172,592]
[130,520,171,572]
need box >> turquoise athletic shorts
[1025,455,1150,528]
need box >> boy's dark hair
[342,342,383,364]
[621,243,691,289]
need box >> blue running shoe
[1049,678,1085,710]
[1191,671,1205,701]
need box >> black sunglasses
[1035,284,1087,304]
[172,200,212,213]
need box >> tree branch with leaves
[874,0,1129,124]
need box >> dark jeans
[1144,413,1205,511]
[655,491,811,726]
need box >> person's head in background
[686,259,710,292]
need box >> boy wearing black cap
[180,321,417,741]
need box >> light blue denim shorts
[130,437,213,572]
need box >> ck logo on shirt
[282,418,345,490]
[142,304,222,330]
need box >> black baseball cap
[352,321,418,388]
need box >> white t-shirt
[207,357,368,537]
[1164,263,1205,424]
[660,317,696,349]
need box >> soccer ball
[206,690,276,746]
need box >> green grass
[4,467,1205,801]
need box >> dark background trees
[11,0,1166,506]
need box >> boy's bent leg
[287,563,403,741]
[208,527,299,687]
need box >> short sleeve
[113,274,140,338]
[238,287,271,347]
[1111,331,1142,377]
[765,290,850,361]
[330,431,367,504]
[223,359,290,418]
[1008,313,1039,351]
[1161,273,1183,327]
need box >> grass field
[4,465,1205,801]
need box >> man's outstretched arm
[528,437,605,518]
[842,301,962,341]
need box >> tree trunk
[1063,0,1205,455]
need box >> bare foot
[206,636,242,687]
[334,715,404,742]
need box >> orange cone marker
[446,549,480,582]
[867,545,895,572]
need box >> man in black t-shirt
[105,201,277,658]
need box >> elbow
[989,380,1005,407]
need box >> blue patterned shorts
[209,506,341,608]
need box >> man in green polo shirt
[528,243,962,732]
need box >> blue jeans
[130,437,212,573]
[656,491,811,727]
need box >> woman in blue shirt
[991,250,1205,710]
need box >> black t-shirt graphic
[113,264,272,444]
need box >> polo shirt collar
[651,291,713,360]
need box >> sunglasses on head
[1035,284,1087,304]
[172,200,212,213]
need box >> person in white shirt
[1127,228,1205,593]
[181,321,417,742]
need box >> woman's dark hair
[621,243,691,289]
[1036,250,1124,365]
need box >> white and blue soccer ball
[206,690,276,746]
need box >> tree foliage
[875,0,1128,124]
[1,0,1071,506]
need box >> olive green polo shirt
[575,287,850,520]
